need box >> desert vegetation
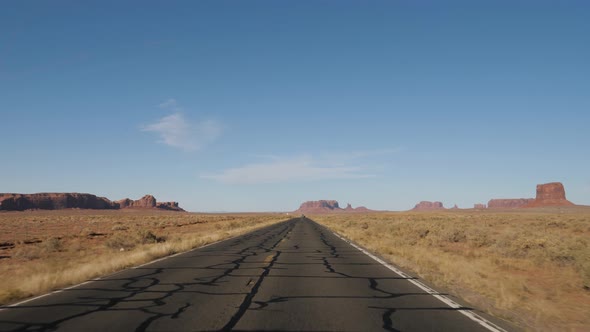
[0,210,286,305]
[313,208,590,331]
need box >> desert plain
[1,206,589,331]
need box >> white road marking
[0,224,281,311]
[329,230,509,332]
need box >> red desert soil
[0,209,285,304]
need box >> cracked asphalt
[0,217,513,332]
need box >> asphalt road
[0,217,513,332]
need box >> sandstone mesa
[0,193,184,212]
[412,201,445,211]
[295,200,375,214]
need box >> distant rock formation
[486,182,575,209]
[296,200,374,214]
[524,182,574,208]
[353,206,372,212]
[0,193,118,211]
[488,198,535,209]
[117,195,185,211]
[474,203,487,209]
[451,204,459,209]
[412,201,445,211]
[0,193,185,212]
[117,195,157,209]
[156,201,184,211]
[298,200,340,212]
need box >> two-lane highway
[0,218,513,331]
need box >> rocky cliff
[0,193,118,211]
[412,201,445,211]
[487,182,575,209]
[117,195,157,209]
[524,182,574,207]
[117,195,185,211]
[156,201,184,211]
[300,200,340,211]
[296,200,374,214]
[488,198,535,209]
[296,200,341,213]
[0,193,184,212]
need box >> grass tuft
[0,211,286,306]
[313,209,590,331]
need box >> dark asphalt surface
[0,217,512,332]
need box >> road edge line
[327,227,509,332]
[0,219,292,311]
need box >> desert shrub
[469,232,494,248]
[581,261,590,290]
[1,289,31,303]
[79,227,94,236]
[137,229,165,244]
[111,224,129,231]
[13,246,41,260]
[44,237,62,252]
[442,229,467,243]
[105,233,138,250]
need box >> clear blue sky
[1,1,589,212]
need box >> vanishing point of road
[0,217,514,332]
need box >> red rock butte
[412,201,445,211]
[295,200,374,214]
[0,193,184,212]
[0,193,118,211]
[487,182,574,209]
[524,182,574,208]
[488,198,535,209]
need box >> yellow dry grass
[0,210,287,305]
[313,208,590,332]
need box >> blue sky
[1,1,589,212]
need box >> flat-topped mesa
[412,201,445,211]
[474,203,487,209]
[524,182,574,208]
[296,200,375,214]
[299,200,340,210]
[117,195,157,209]
[296,200,341,214]
[117,195,185,211]
[0,193,118,211]
[488,198,534,209]
[0,193,185,212]
[156,201,184,212]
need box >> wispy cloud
[201,154,381,184]
[158,98,178,109]
[324,148,403,161]
[142,100,222,151]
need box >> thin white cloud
[158,98,178,109]
[201,156,374,184]
[143,100,222,151]
[331,148,403,159]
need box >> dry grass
[0,210,287,305]
[312,207,590,332]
